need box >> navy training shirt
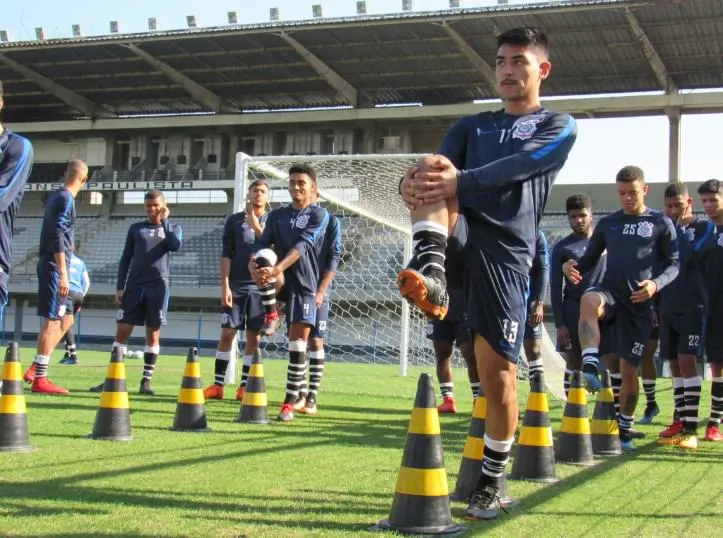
[696,223,723,315]
[254,204,329,296]
[438,108,577,274]
[317,214,342,277]
[528,229,549,303]
[39,187,75,270]
[0,130,33,281]
[116,220,183,290]
[549,232,606,327]
[575,208,679,311]
[223,210,269,292]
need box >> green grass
[0,349,721,537]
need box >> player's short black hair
[616,165,645,183]
[566,193,592,212]
[248,179,268,190]
[497,27,550,58]
[664,182,688,199]
[289,163,317,182]
[144,189,164,201]
[698,179,722,195]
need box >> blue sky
[2,0,722,184]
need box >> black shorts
[427,288,471,347]
[69,290,84,314]
[310,294,329,339]
[455,217,528,363]
[221,287,264,332]
[587,286,653,366]
[704,313,723,364]
[117,279,169,328]
[36,259,72,320]
[659,308,705,360]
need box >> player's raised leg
[577,290,608,392]
[255,248,281,336]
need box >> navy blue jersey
[438,108,577,273]
[660,218,714,314]
[223,210,269,292]
[116,220,183,290]
[550,233,606,327]
[0,130,32,279]
[39,188,75,267]
[576,208,679,310]
[528,230,549,303]
[254,204,329,296]
[318,214,342,276]
[696,223,723,314]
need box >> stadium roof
[1,0,723,123]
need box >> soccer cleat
[261,312,281,337]
[89,382,104,393]
[204,384,224,400]
[638,403,660,425]
[678,432,698,449]
[437,396,457,414]
[657,432,684,446]
[465,485,505,521]
[139,379,155,396]
[630,429,646,439]
[31,377,69,394]
[659,420,684,438]
[705,424,722,442]
[277,403,295,422]
[583,371,602,393]
[619,435,636,451]
[301,398,318,415]
[396,268,449,320]
[62,357,78,366]
[292,396,307,411]
[59,353,70,364]
[23,364,36,384]
[235,386,246,402]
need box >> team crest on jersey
[295,214,310,229]
[637,221,654,238]
[718,232,723,247]
[511,115,545,141]
[685,227,695,242]
[157,227,165,239]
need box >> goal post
[232,152,429,376]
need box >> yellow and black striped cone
[509,373,559,483]
[0,343,34,452]
[555,371,595,466]
[235,350,268,425]
[378,373,462,535]
[171,347,209,432]
[450,390,513,506]
[89,348,132,441]
[590,370,622,456]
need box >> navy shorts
[286,291,317,327]
[0,282,7,330]
[36,259,72,320]
[704,313,723,364]
[117,279,169,328]
[587,286,653,366]
[222,287,264,332]
[454,217,528,364]
[659,308,705,361]
[310,294,330,339]
[427,287,471,347]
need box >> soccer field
[0,349,721,537]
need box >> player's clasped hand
[631,280,657,304]
[562,259,582,284]
[413,155,459,205]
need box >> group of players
[394,27,722,521]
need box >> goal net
[229,152,439,376]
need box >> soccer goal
[229,152,433,377]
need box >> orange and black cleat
[396,268,448,320]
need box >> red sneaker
[204,384,224,400]
[261,312,281,337]
[659,420,684,438]
[438,397,457,414]
[23,364,36,384]
[277,403,294,422]
[31,377,69,394]
[235,386,245,402]
[705,424,722,442]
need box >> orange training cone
[555,371,595,466]
[235,350,269,424]
[171,347,209,432]
[377,373,462,535]
[450,389,513,506]
[509,373,559,483]
[89,348,132,441]
[590,370,622,456]
[0,343,34,452]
